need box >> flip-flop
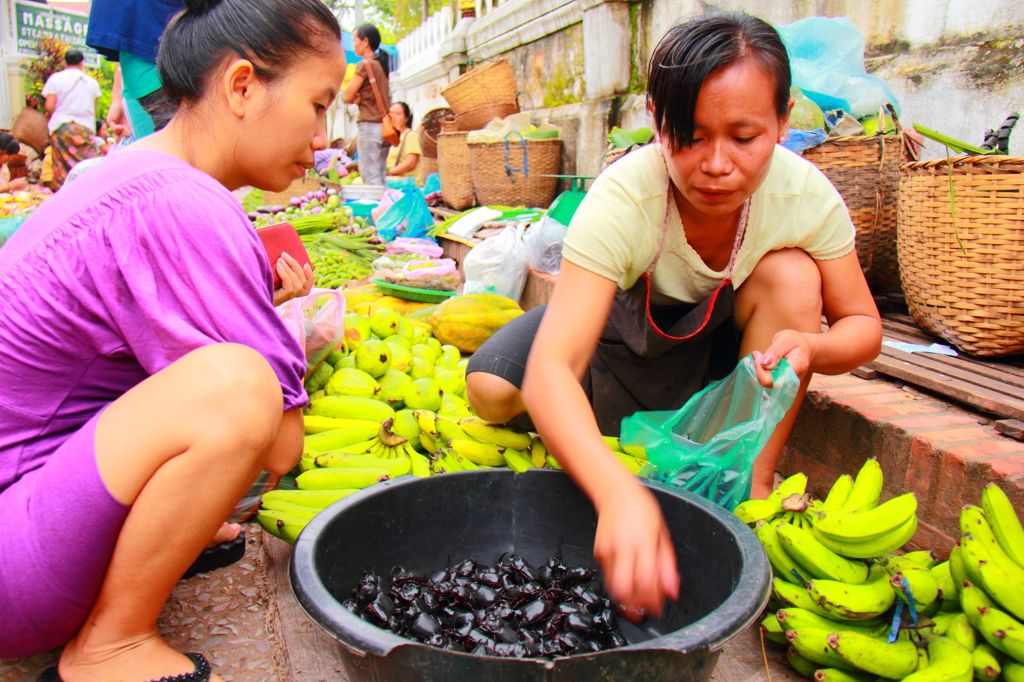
[182,530,247,580]
[37,652,212,682]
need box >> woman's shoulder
[761,145,840,199]
[593,143,668,206]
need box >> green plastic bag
[620,355,800,511]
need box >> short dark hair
[354,24,390,74]
[647,12,791,150]
[158,0,341,110]
[0,132,20,155]
[394,101,412,126]
[64,49,85,66]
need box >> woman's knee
[466,371,523,424]
[737,249,823,328]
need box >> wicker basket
[437,130,475,210]
[803,134,911,292]
[419,156,438,185]
[468,137,562,208]
[419,107,455,159]
[11,107,49,153]
[897,155,1024,357]
[441,60,518,115]
[455,101,520,132]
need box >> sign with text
[13,1,97,62]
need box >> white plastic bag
[463,224,530,301]
[523,216,567,275]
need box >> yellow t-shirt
[386,129,422,178]
[562,144,855,304]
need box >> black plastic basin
[291,468,770,681]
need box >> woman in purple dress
[0,0,345,680]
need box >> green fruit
[386,343,413,373]
[393,409,421,452]
[384,334,412,350]
[344,313,372,349]
[404,377,443,412]
[411,343,440,362]
[409,356,436,380]
[377,369,412,408]
[438,344,462,369]
[353,338,391,378]
[369,309,401,338]
[397,317,415,338]
[324,367,379,399]
[326,349,347,365]
[456,358,469,373]
[411,327,430,345]
[336,355,356,370]
[436,369,466,399]
[426,337,442,356]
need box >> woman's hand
[594,480,680,620]
[752,329,815,388]
[273,251,314,306]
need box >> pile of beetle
[343,553,629,658]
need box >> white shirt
[41,68,102,134]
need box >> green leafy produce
[607,127,655,149]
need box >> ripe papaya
[341,285,384,307]
[428,294,524,353]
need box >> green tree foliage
[322,0,448,41]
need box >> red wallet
[256,223,313,288]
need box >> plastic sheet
[522,216,567,275]
[463,224,530,301]
[621,356,800,510]
[276,288,347,367]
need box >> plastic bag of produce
[463,224,530,301]
[0,214,27,248]
[523,216,567,275]
[387,237,443,258]
[375,186,433,242]
[276,288,347,369]
[778,17,901,118]
[620,356,800,510]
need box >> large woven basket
[11,107,49,153]
[803,133,911,292]
[898,155,1024,357]
[418,156,438,186]
[441,60,518,115]
[437,130,475,210]
[419,107,454,159]
[468,137,562,208]
[455,101,520,132]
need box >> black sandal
[182,530,247,579]
[38,652,212,682]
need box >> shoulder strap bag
[365,59,399,147]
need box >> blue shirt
[86,0,186,62]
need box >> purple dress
[0,150,307,657]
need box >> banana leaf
[913,123,1001,155]
[607,127,655,149]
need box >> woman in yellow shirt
[386,101,421,180]
[466,12,881,619]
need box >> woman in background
[386,101,422,181]
[341,23,391,186]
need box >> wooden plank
[867,353,1024,421]
[878,346,1024,401]
[880,334,1024,391]
[265,533,350,682]
[884,314,1024,373]
[995,419,1024,441]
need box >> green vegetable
[607,127,655,149]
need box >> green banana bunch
[826,630,919,679]
[806,566,897,621]
[777,522,870,584]
[257,507,308,544]
[903,550,938,568]
[960,507,1024,620]
[776,608,888,638]
[930,612,960,636]
[943,612,977,652]
[982,483,1024,569]
[260,498,320,520]
[770,472,809,505]
[409,449,432,477]
[435,414,471,444]
[303,415,381,435]
[529,437,548,468]
[813,668,874,682]
[977,605,1022,657]
[960,580,996,630]
[1006,660,1024,682]
[773,576,845,620]
[296,466,391,490]
[762,613,787,644]
[448,438,514,467]
[899,636,972,682]
[786,628,862,672]
[304,420,382,451]
[839,459,884,513]
[811,493,918,543]
[308,395,396,423]
[972,642,1004,682]
[502,448,536,473]
[315,451,412,476]
[756,520,812,585]
[949,546,968,589]
[413,409,441,437]
[787,646,821,678]
[262,488,358,508]
[819,474,854,511]
[930,561,959,612]
[459,416,532,450]
[735,498,782,525]
[812,514,918,559]
[888,566,940,608]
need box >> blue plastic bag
[375,185,433,241]
[778,17,901,118]
[0,215,27,248]
[423,173,441,195]
[781,128,827,154]
[621,356,800,510]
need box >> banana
[776,608,888,638]
[810,493,918,543]
[944,613,977,652]
[787,646,822,678]
[502,448,535,473]
[777,522,870,584]
[762,613,787,644]
[889,566,940,607]
[256,508,308,544]
[820,475,855,512]
[296,467,391,490]
[903,550,938,568]
[949,546,967,589]
[976,605,1023,657]
[1006,660,1024,682]
[773,577,842,620]
[546,453,563,470]
[304,423,382,451]
[407,447,432,477]
[412,410,440,437]
[827,631,918,679]
[448,438,508,467]
[982,483,1024,569]
[961,529,1024,620]
[960,580,997,630]
[262,488,358,508]
[735,499,784,525]
[756,520,813,585]
[813,669,874,682]
[620,443,647,460]
[314,452,412,476]
[299,455,317,473]
[449,450,480,470]
[435,415,471,444]
[309,395,395,422]
[769,473,809,506]
[972,643,1003,682]
[992,620,1024,662]
[961,505,1024,581]
[930,612,961,636]
[613,451,644,475]
[260,498,321,520]
[812,514,918,559]
[807,567,897,621]
[303,415,380,435]
[787,629,861,672]
[529,437,548,468]
[840,459,883,513]
[377,419,409,448]
[899,636,972,682]
[930,561,958,610]
[419,431,439,454]
[431,449,464,474]
[602,436,625,453]
[459,417,532,450]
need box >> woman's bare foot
[206,521,241,549]
[59,630,225,682]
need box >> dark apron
[584,192,749,435]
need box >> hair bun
[184,0,220,13]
